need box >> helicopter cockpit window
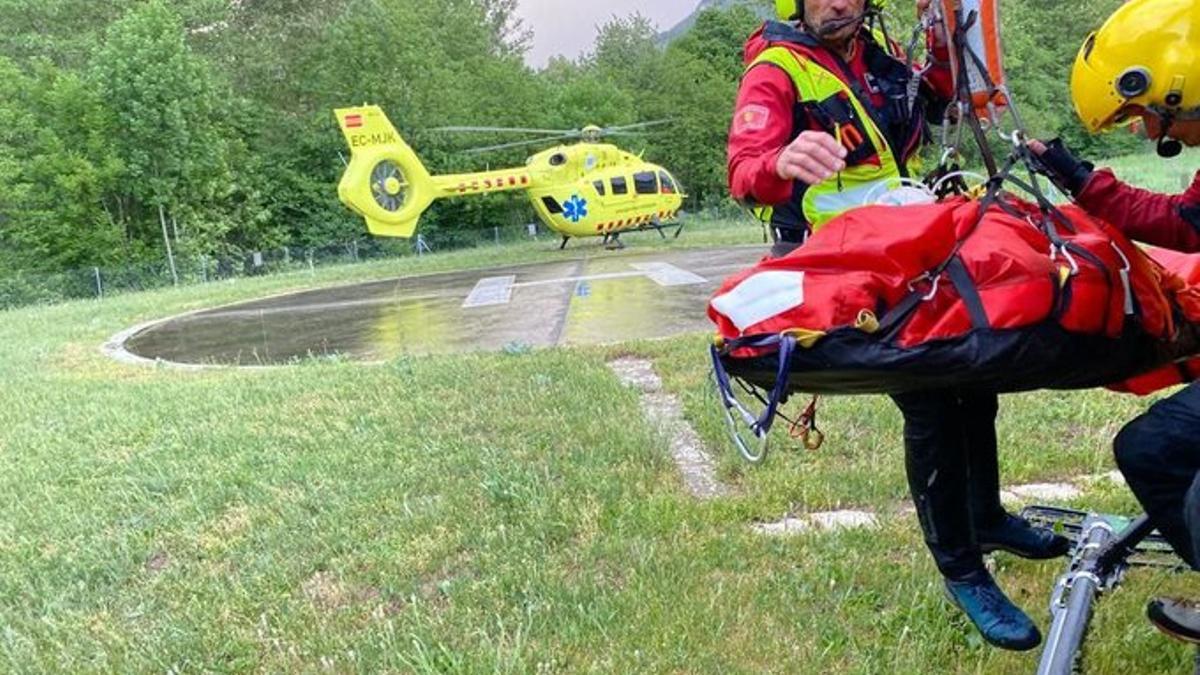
[611,176,628,195]
[633,171,657,195]
[658,171,677,194]
[593,180,606,196]
[541,196,564,214]
[549,153,567,166]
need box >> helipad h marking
[462,275,516,308]
[463,262,708,308]
[630,262,707,287]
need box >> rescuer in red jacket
[729,0,954,257]
[728,0,1068,652]
[1033,0,1200,645]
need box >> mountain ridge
[658,0,770,45]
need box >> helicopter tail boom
[430,169,533,199]
[335,105,437,238]
[336,106,536,238]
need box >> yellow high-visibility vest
[748,40,910,233]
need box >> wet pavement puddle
[110,246,767,367]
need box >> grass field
[2,151,1198,673]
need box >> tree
[0,58,125,270]
[643,6,761,206]
[90,0,235,271]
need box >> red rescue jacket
[728,21,954,239]
[1077,169,1200,252]
[1077,167,1200,392]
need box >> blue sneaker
[977,513,1070,560]
[944,569,1042,651]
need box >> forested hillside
[658,0,768,44]
[0,0,1138,283]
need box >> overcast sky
[514,0,701,68]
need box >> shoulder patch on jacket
[734,104,771,134]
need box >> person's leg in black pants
[1114,381,1200,570]
[891,389,1064,650]
[957,391,1010,530]
[892,390,1065,575]
[1115,381,1200,643]
[957,392,1069,557]
[892,389,984,578]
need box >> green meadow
[1,151,1197,673]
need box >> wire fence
[0,221,557,311]
[0,217,709,311]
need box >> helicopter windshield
[658,171,678,194]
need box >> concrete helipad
[113,246,767,367]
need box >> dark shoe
[944,569,1042,651]
[1148,597,1200,644]
[977,513,1070,560]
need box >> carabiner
[1050,244,1080,277]
[907,271,942,301]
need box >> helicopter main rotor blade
[462,134,579,154]
[603,120,672,133]
[429,125,577,135]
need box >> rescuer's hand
[776,131,847,185]
[1028,138,1095,195]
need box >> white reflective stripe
[809,179,895,216]
[711,271,805,333]
[873,185,938,207]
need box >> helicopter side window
[549,153,567,166]
[658,171,677,194]
[541,196,564,214]
[633,171,657,195]
[611,176,628,195]
[593,180,606,196]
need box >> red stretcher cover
[709,196,1200,396]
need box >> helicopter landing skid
[647,217,686,241]
[603,233,626,250]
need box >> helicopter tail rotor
[335,106,436,238]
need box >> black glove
[1031,138,1094,196]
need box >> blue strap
[712,334,797,437]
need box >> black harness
[753,21,938,243]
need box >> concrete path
[608,357,732,500]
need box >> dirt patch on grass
[199,504,252,550]
[144,549,170,574]
[302,571,383,611]
[607,357,663,392]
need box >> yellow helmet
[775,0,885,22]
[1070,0,1200,134]
[776,0,802,20]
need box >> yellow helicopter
[334,105,686,249]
